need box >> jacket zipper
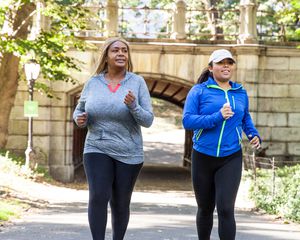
[207,85,241,157]
[217,121,227,157]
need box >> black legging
[83,153,143,240]
[192,149,242,240]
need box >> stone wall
[233,46,300,161]
[7,42,300,181]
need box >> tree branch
[12,9,36,37]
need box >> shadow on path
[136,164,192,192]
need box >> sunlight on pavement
[132,191,196,205]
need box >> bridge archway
[139,72,193,108]
[139,72,193,167]
[71,73,194,173]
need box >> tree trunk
[0,54,20,148]
[0,3,35,149]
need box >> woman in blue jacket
[182,49,261,240]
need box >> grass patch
[0,150,51,222]
[0,199,25,221]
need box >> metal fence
[243,153,300,197]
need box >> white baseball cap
[209,49,235,63]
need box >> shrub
[248,165,300,222]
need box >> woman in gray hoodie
[73,37,154,240]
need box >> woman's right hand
[77,112,88,127]
[221,103,234,120]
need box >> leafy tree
[0,0,90,148]
[257,0,300,41]
[275,0,300,41]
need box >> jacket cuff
[217,110,224,121]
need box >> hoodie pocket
[86,130,103,147]
[236,127,242,145]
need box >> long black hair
[197,62,213,84]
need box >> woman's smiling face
[209,58,235,83]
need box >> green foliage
[249,165,300,222]
[0,0,90,96]
[257,0,300,41]
[148,0,173,8]
[0,149,24,165]
[119,0,141,8]
[0,151,31,222]
[44,0,88,31]
[0,150,51,180]
[0,8,6,26]
[0,200,21,221]
[186,1,239,41]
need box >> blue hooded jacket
[182,77,260,157]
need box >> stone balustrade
[74,0,289,43]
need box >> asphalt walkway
[1,126,300,239]
[1,164,300,240]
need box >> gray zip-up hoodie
[73,72,154,164]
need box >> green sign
[24,101,39,117]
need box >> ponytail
[197,63,213,84]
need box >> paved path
[1,165,300,240]
[1,125,300,239]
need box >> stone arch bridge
[8,40,300,182]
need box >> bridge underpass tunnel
[142,98,185,167]
[137,98,192,191]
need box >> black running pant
[192,149,242,240]
[83,153,143,240]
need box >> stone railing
[81,0,255,43]
[38,0,298,44]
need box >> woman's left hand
[124,90,136,107]
[250,136,261,149]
